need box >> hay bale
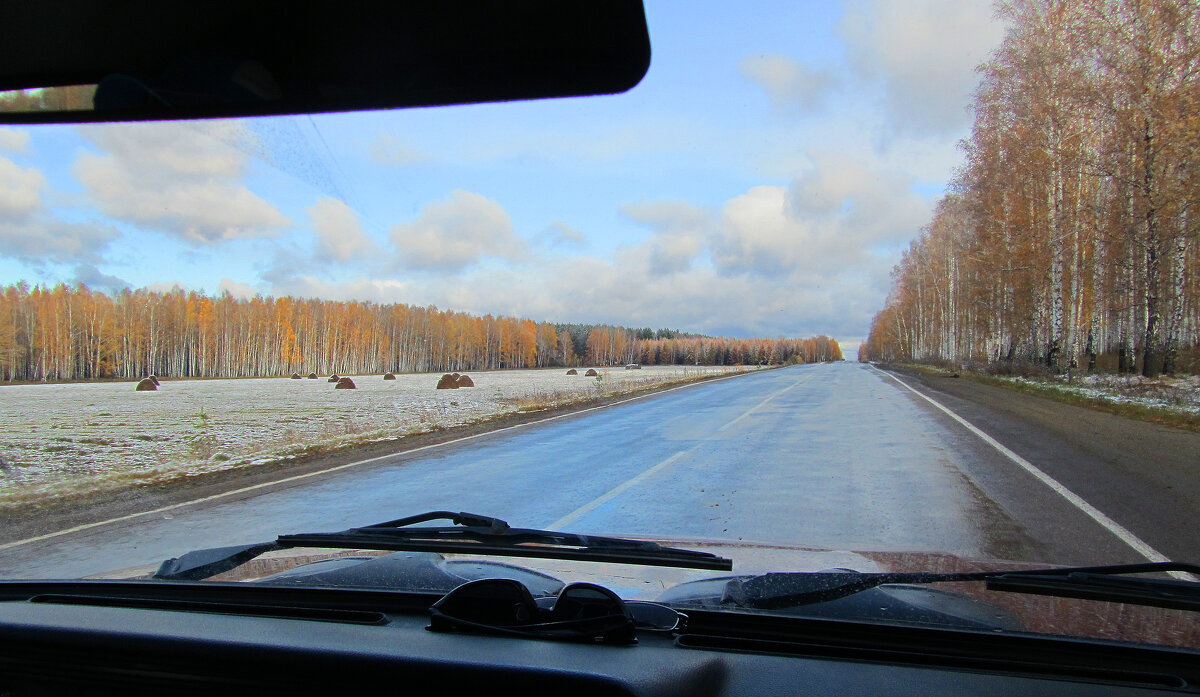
[135,377,157,391]
[147,374,160,386]
[307,372,318,379]
[290,373,302,379]
[456,374,474,387]
[328,374,340,382]
[436,373,459,389]
[566,369,578,375]
[383,372,396,380]
[335,377,356,389]
[625,363,641,370]
[585,368,599,377]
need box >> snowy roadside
[0,365,762,509]
[998,373,1200,416]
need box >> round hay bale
[383,372,396,380]
[307,372,318,379]
[566,369,578,375]
[135,377,157,391]
[585,368,599,377]
[335,377,356,390]
[328,374,340,382]
[456,374,474,387]
[436,373,460,389]
[147,374,160,386]
[290,373,302,379]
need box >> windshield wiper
[721,562,1200,613]
[154,511,733,581]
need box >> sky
[0,1,1008,354]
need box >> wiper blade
[723,562,1200,613]
[985,570,1200,612]
[155,511,733,581]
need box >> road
[0,362,1194,579]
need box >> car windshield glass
[0,1,1197,653]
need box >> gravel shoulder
[881,364,1200,562]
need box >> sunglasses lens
[626,601,685,632]
[553,584,627,621]
[432,578,536,626]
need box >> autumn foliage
[0,283,841,381]
[862,0,1199,377]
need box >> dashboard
[0,582,1195,696]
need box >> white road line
[872,366,1195,580]
[548,451,689,530]
[717,376,805,433]
[0,367,775,553]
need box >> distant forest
[0,283,842,381]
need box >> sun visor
[0,0,651,123]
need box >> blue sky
[0,1,1007,353]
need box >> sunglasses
[428,579,685,645]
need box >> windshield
[0,0,1197,652]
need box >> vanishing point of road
[1,362,1196,578]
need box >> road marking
[550,373,814,529]
[872,366,1194,580]
[0,367,779,553]
[548,451,690,530]
[717,376,805,432]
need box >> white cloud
[389,189,523,271]
[0,156,119,266]
[739,54,836,113]
[71,263,129,291]
[837,0,1006,136]
[0,157,45,220]
[218,278,260,299]
[265,154,928,339]
[0,220,118,266]
[307,196,377,262]
[620,200,711,274]
[786,151,930,247]
[537,221,587,248]
[74,122,291,244]
[368,134,426,166]
[146,280,189,294]
[0,128,31,154]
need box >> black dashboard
[0,583,1195,696]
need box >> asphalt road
[0,362,1193,578]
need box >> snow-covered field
[1004,373,1200,414]
[0,365,756,505]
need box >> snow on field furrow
[0,366,752,498]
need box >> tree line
[860,0,1199,376]
[0,282,841,381]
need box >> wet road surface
[0,362,1171,577]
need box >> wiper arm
[723,562,1200,613]
[155,511,733,581]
